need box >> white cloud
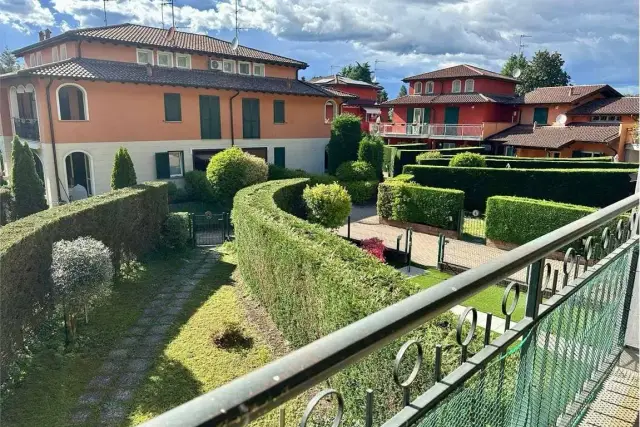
[0,0,54,33]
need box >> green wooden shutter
[423,108,431,124]
[164,93,182,122]
[199,95,221,139]
[243,99,260,139]
[274,147,285,167]
[155,152,170,179]
[406,107,415,123]
[274,100,285,124]
[533,107,548,125]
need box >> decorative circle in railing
[300,389,344,427]
[631,210,640,235]
[456,307,478,346]
[501,282,520,317]
[563,247,577,276]
[543,263,552,290]
[583,236,594,262]
[393,339,424,388]
[601,227,611,255]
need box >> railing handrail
[141,193,639,427]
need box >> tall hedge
[485,196,597,245]
[10,137,47,219]
[327,114,362,174]
[405,165,635,211]
[417,157,638,170]
[0,182,168,382]
[377,180,464,230]
[358,135,384,178]
[387,146,484,177]
[110,146,137,190]
[0,187,11,225]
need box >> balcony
[13,117,40,141]
[141,193,639,427]
[372,123,484,140]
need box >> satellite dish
[512,68,522,78]
[231,36,239,50]
[372,74,377,83]
[556,114,567,125]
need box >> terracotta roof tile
[521,85,620,104]
[311,86,358,99]
[381,93,518,105]
[308,75,381,88]
[488,124,620,148]
[403,64,518,83]
[567,97,639,115]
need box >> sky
[0,0,638,98]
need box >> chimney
[146,63,153,77]
[39,31,45,41]
[533,121,537,130]
[44,29,51,39]
[568,86,574,96]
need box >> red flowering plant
[361,237,386,263]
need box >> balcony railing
[141,194,639,427]
[13,117,40,141]
[372,123,484,140]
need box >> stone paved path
[70,248,218,426]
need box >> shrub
[449,152,486,168]
[110,146,137,190]
[10,136,47,219]
[341,180,378,204]
[416,151,443,160]
[404,165,635,211]
[361,237,385,262]
[358,135,384,178]
[206,147,268,202]
[0,187,12,225]
[390,174,415,183]
[51,237,114,341]
[160,212,191,250]
[0,182,167,375]
[336,161,377,182]
[387,146,483,176]
[377,180,464,230]
[302,183,351,228]
[184,170,214,202]
[268,164,338,186]
[327,114,362,173]
[418,157,638,169]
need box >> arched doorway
[65,151,93,200]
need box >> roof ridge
[462,64,484,76]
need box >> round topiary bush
[416,151,443,161]
[448,152,487,168]
[302,183,352,228]
[206,147,268,201]
[161,212,191,250]
[184,170,215,202]
[335,161,377,182]
[341,180,378,204]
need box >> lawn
[0,250,193,427]
[409,269,526,321]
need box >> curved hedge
[0,182,168,380]
[417,157,638,170]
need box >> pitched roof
[403,64,519,83]
[521,85,621,104]
[13,23,307,69]
[487,124,620,148]
[313,86,358,99]
[344,98,379,106]
[308,75,380,88]
[567,97,639,115]
[381,93,519,105]
[6,58,337,98]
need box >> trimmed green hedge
[387,146,483,177]
[484,155,613,162]
[485,196,596,245]
[418,157,638,169]
[0,187,11,225]
[341,180,378,204]
[405,165,635,211]
[0,182,168,380]
[377,181,464,230]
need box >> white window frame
[426,81,434,94]
[253,63,265,77]
[452,79,461,93]
[136,48,154,65]
[168,151,184,178]
[60,44,68,60]
[36,52,43,66]
[56,83,90,121]
[157,51,173,67]
[176,53,191,69]
[442,142,456,149]
[52,46,59,62]
[324,100,337,123]
[414,82,422,95]
[29,54,35,67]
[238,61,251,76]
[464,79,474,92]
[223,59,236,73]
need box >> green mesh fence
[415,244,636,427]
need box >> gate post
[437,234,445,271]
[190,213,196,248]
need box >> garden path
[69,248,218,426]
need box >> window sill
[274,122,286,125]
[164,120,183,123]
[169,175,184,179]
[59,119,89,122]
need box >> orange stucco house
[0,24,348,205]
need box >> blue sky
[1,0,638,97]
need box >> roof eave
[13,33,79,56]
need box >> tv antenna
[161,0,176,29]
[518,34,532,55]
[372,59,385,83]
[231,0,240,50]
[103,0,117,26]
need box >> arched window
[426,81,434,94]
[325,100,337,123]
[452,80,462,93]
[65,151,93,199]
[414,82,422,94]
[464,79,475,92]
[57,84,88,121]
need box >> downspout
[229,90,240,146]
[45,77,62,203]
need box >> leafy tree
[377,89,388,103]
[340,62,373,83]
[0,47,19,74]
[110,146,137,190]
[398,85,408,97]
[519,50,570,94]
[326,114,362,173]
[358,135,384,178]
[501,53,529,95]
[10,136,47,219]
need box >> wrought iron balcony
[372,123,484,140]
[141,194,639,427]
[13,117,40,141]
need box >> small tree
[398,85,408,97]
[358,135,384,178]
[206,147,268,202]
[303,183,351,229]
[0,187,12,225]
[449,152,486,168]
[0,46,19,74]
[10,136,47,219]
[327,114,362,174]
[51,237,114,342]
[519,50,570,94]
[110,147,137,190]
[336,161,377,182]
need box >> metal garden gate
[460,209,486,244]
[191,212,231,246]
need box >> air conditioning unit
[210,60,223,71]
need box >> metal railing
[142,193,639,427]
[13,117,40,141]
[372,123,484,140]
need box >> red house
[378,64,520,150]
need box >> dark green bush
[388,146,484,177]
[336,160,377,182]
[0,182,167,379]
[390,174,415,183]
[418,157,638,169]
[10,136,47,219]
[377,181,464,230]
[416,151,442,160]
[327,114,362,174]
[405,165,635,211]
[485,196,596,245]
[110,146,137,190]
[341,180,378,204]
[448,152,486,167]
[184,170,215,202]
[358,135,384,178]
[206,147,268,202]
[161,212,191,250]
[302,183,351,228]
[0,187,11,225]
